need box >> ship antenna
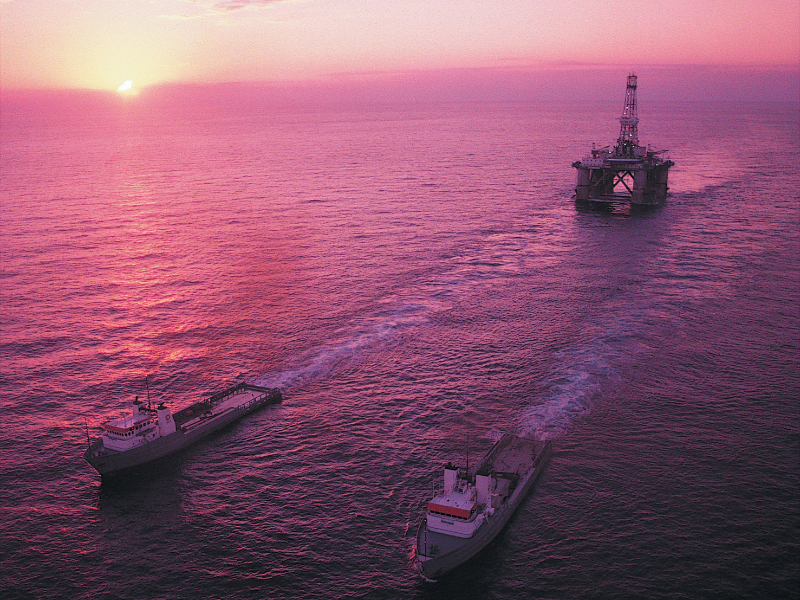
[145,375,152,409]
[85,417,90,449]
[466,433,470,479]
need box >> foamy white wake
[519,308,655,440]
[519,341,619,440]
[253,300,434,391]
[254,238,655,443]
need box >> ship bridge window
[428,506,477,520]
[429,509,469,520]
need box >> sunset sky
[1,0,799,99]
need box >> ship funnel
[443,463,458,495]
[157,403,176,436]
[132,396,142,417]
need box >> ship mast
[145,375,152,410]
[616,74,639,158]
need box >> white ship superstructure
[99,399,174,452]
[426,465,482,538]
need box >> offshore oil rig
[573,74,673,205]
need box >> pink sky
[1,0,798,101]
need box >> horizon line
[3,61,799,94]
[2,63,798,106]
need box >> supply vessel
[84,382,281,477]
[415,434,551,579]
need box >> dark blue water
[1,98,798,599]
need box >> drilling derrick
[572,74,673,205]
[616,75,639,158]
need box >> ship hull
[84,384,281,477]
[416,439,551,579]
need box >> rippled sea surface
[1,98,798,599]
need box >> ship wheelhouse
[101,413,159,451]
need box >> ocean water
[1,97,798,600]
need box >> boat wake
[253,298,434,392]
[520,307,656,441]
[519,338,620,440]
[254,228,658,444]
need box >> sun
[116,80,134,93]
